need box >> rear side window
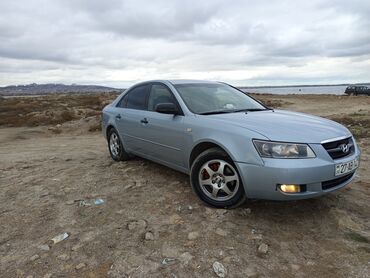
[118,85,149,110]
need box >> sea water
[241,85,354,95]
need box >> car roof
[130,79,222,87]
[168,79,221,85]
[124,79,224,92]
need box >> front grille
[322,172,354,190]
[322,137,354,159]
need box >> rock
[257,243,269,256]
[216,209,228,216]
[75,263,86,270]
[213,261,227,277]
[145,231,155,241]
[179,252,194,265]
[246,232,263,240]
[169,181,181,186]
[30,254,40,261]
[291,264,300,271]
[240,208,252,216]
[188,231,199,240]
[38,244,50,251]
[127,219,147,230]
[306,260,315,266]
[56,124,61,128]
[40,192,49,197]
[43,274,52,278]
[215,228,228,236]
[245,266,259,277]
[134,181,144,187]
[71,244,82,251]
[169,214,183,224]
[184,240,196,247]
[247,229,263,240]
[57,254,70,261]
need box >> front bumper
[236,143,360,200]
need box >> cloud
[0,0,369,86]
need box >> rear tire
[107,128,130,161]
[190,147,246,208]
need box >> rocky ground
[0,94,369,277]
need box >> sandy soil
[0,94,369,278]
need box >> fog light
[279,184,301,193]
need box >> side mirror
[155,103,179,115]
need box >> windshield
[174,83,267,114]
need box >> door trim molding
[124,133,181,151]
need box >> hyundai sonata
[102,80,360,208]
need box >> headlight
[253,140,316,158]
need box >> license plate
[335,157,359,176]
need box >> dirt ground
[0,94,369,278]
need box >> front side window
[174,83,266,114]
[148,84,176,111]
[124,84,149,110]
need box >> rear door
[115,84,150,153]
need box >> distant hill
[0,83,122,96]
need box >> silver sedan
[102,80,360,208]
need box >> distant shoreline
[239,83,370,89]
[1,82,369,96]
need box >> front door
[136,83,186,167]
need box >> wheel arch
[189,140,236,168]
[106,124,115,139]
[189,140,247,208]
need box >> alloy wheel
[198,159,240,201]
[109,132,120,157]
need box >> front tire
[108,128,130,161]
[190,148,246,208]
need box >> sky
[0,0,369,88]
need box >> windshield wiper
[231,108,273,113]
[198,110,235,115]
[199,108,273,115]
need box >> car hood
[206,109,351,143]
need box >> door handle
[140,118,148,124]
[115,114,121,120]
